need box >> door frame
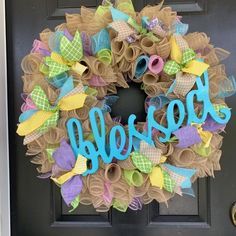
[0,0,10,235]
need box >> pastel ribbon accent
[162,171,176,193]
[110,8,159,41]
[91,28,111,55]
[81,32,93,56]
[164,36,209,76]
[173,125,202,148]
[192,124,213,148]
[145,17,167,38]
[16,82,87,136]
[97,48,112,64]
[145,95,170,112]
[202,116,226,132]
[52,154,87,185]
[148,55,164,75]
[192,143,211,157]
[103,182,113,205]
[89,75,108,87]
[111,7,130,21]
[47,72,68,88]
[172,21,189,35]
[60,31,83,62]
[51,140,84,206]
[139,141,163,165]
[123,169,144,187]
[46,148,56,163]
[61,175,83,206]
[149,166,164,188]
[21,94,37,112]
[173,71,196,96]
[129,197,142,211]
[44,53,70,78]
[135,55,149,78]
[109,20,136,41]
[131,151,153,173]
[217,75,236,98]
[31,39,49,54]
[113,199,128,212]
[161,164,196,189]
[69,195,80,212]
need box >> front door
[7,0,236,235]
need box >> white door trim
[0,0,11,235]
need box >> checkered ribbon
[131,151,153,173]
[139,141,162,165]
[45,56,69,78]
[161,165,186,188]
[164,48,196,75]
[109,21,136,41]
[60,31,83,62]
[173,71,196,96]
[162,170,176,193]
[31,86,59,133]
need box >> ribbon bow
[17,79,87,136]
[51,140,87,206]
[110,7,159,42]
[164,35,209,76]
[40,31,87,78]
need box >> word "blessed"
[66,71,231,175]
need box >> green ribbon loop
[123,169,144,187]
[113,199,128,212]
[97,48,112,64]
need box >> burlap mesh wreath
[16,0,235,212]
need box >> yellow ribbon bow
[51,155,87,185]
[164,35,209,77]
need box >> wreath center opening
[111,82,147,124]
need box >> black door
[7,0,236,235]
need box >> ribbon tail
[51,172,75,185]
[182,60,209,76]
[58,94,88,111]
[16,110,54,136]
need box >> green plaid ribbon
[60,31,83,62]
[44,57,69,78]
[163,170,176,193]
[163,48,196,75]
[131,151,153,173]
[31,86,59,133]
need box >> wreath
[17,0,236,213]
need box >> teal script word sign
[67,71,231,175]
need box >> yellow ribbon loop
[51,155,87,185]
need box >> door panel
[7,0,236,235]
